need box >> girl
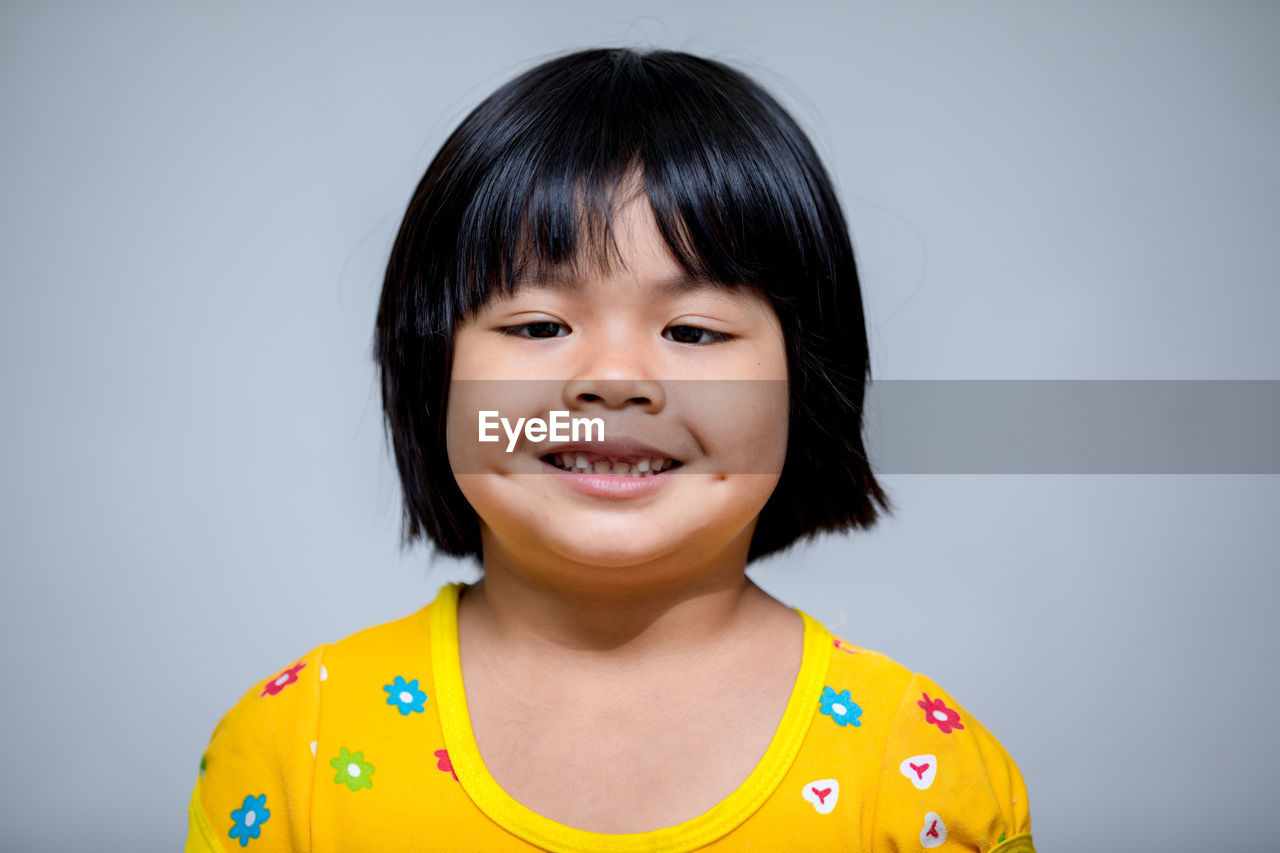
[187,48,1035,852]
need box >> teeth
[548,454,677,476]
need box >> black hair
[375,46,892,563]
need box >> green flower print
[329,747,374,791]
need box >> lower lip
[540,458,678,499]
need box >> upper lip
[539,437,681,462]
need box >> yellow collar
[429,581,832,853]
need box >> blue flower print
[383,676,428,716]
[819,686,862,727]
[228,794,270,847]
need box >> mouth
[540,451,683,478]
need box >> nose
[563,375,666,412]
[561,344,666,413]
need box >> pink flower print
[260,662,306,697]
[832,637,859,654]
[434,748,458,781]
[917,692,964,734]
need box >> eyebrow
[513,268,730,295]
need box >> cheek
[709,385,788,538]
[740,383,790,475]
[446,378,565,471]
[758,380,791,463]
[679,378,789,476]
[443,398,529,543]
[444,380,484,477]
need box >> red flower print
[917,692,964,734]
[832,637,859,654]
[434,748,458,781]
[260,662,306,697]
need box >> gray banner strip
[863,381,1280,474]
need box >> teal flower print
[383,676,428,715]
[228,794,270,847]
[819,686,862,727]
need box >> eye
[501,321,568,339]
[664,324,731,345]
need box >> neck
[457,526,776,668]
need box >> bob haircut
[375,47,891,564]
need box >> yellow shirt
[187,583,1034,852]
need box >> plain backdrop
[3,1,1278,850]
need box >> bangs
[433,48,842,320]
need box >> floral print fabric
[382,676,427,715]
[259,663,304,698]
[227,794,269,847]
[329,748,374,791]
[187,584,1033,852]
[818,686,863,727]
[918,692,965,734]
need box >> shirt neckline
[429,581,832,853]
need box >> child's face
[445,187,789,585]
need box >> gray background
[3,1,1277,850]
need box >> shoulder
[189,641,329,852]
[809,625,918,739]
[318,597,435,684]
[187,597,441,852]
[815,624,1036,852]
[205,599,436,748]
[201,596,438,756]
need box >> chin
[534,519,686,571]
[535,511,759,579]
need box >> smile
[541,451,682,478]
